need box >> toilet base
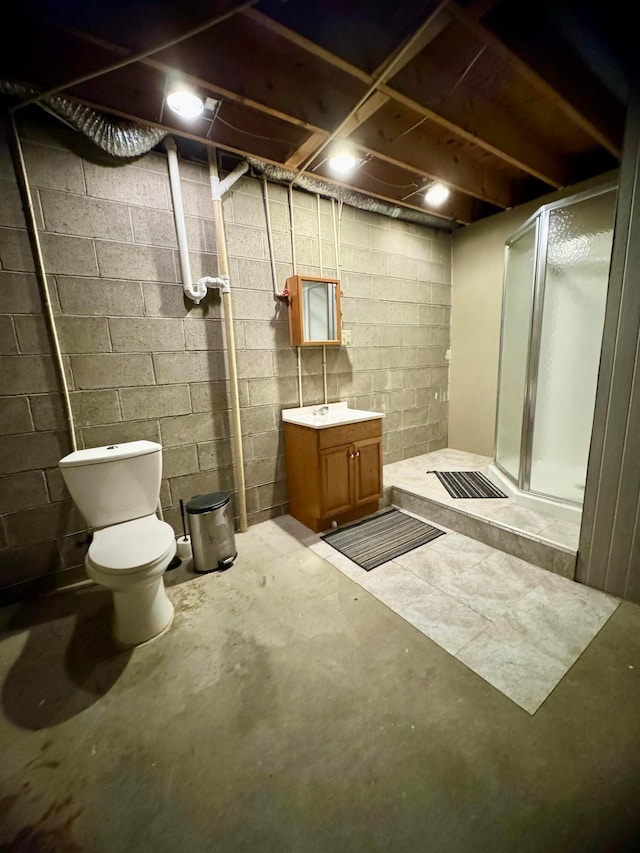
[111,576,174,646]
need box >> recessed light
[166,88,205,119]
[424,182,450,206]
[328,151,358,176]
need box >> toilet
[59,440,176,646]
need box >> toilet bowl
[59,440,176,646]
[86,514,176,646]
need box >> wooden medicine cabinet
[286,275,342,346]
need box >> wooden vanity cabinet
[284,418,383,532]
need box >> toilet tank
[59,441,163,529]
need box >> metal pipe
[288,184,298,271]
[8,116,77,451]
[261,174,281,297]
[288,183,303,405]
[208,148,248,532]
[317,193,328,404]
[332,198,343,280]
[322,347,328,405]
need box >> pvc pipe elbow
[183,281,207,303]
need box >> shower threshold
[383,448,580,579]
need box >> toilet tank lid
[59,440,162,468]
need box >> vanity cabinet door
[353,436,383,507]
[319,443,352,517]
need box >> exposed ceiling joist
[288,0,454,175]
[449,1,624,156]
[243,7,573,188]
[1,0,627,227]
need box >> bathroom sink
[282,402,385,429]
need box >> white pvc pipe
[212,161,249,199]
[10,116,77,451]
[165,138,207,303]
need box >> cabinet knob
[355,451,360,457]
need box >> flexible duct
[1,80,456,228]
[246,157,457,233]
[1,81,166,157]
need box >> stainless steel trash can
[186,492,237,573]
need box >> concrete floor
[1,516,640,852]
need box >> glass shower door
[495,223,537,483]
[528,189,616,503]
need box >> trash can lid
[185,491,231,514]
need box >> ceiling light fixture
[328,150,359,176]
[166,87,205,119]
[424,182,450,207]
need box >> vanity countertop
[282,401,385,429]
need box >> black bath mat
[428,470,508,499]
[321,508,445,571]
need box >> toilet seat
[87,515,175,574]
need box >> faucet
[313,405,329,415]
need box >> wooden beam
[337,92,390,138]
[289,1,454,174]
[68,65,308,165]
[285,132,328,169]
[243,9,372,84]
[449,1,624,157]
[58,17,366,137]
[349,103,513,208]
[384,61,571,187]
[245,6,574,187]
[56,12,507,205]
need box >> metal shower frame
[493,180,618,506]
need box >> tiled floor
[384,448,582,551]
[163,447,617,715]
[281,508,619,715]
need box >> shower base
[383,448,580,579]
[488,463,581,523]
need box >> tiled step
[384,484,577,579]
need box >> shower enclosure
[489,183,617,522]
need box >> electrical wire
[288,184,303,406]
[216,114,297,148]
[359,167,420,191]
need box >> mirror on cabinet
[286,275,342,346]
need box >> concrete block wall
[0,118,451,598]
